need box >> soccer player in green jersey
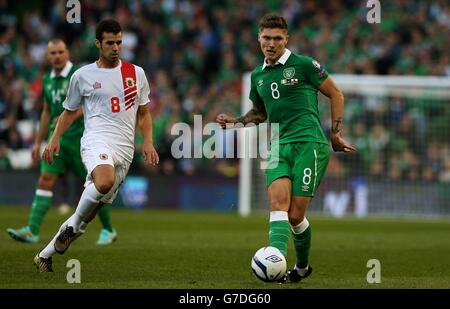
[7,39,118,245]
[217,13,356,283]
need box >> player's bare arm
[31,101,51,164]
[137,104,159,166]
[42,108,83,164]
[216,100,267,128]
[236,100,267,125]
[318,77,356,153]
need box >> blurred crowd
[0,0,449,182]
[321,94,450,183]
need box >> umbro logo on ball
[265,254,283,263]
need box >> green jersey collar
[262,49,291,70]
[50,61,73,79]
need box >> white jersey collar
[262,49,291,70]
[95,59,122,70]
[50,61,73,79]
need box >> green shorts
[265,142,330,197]
[40,134,86,178]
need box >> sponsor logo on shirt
[93,82,102,89]
[258,80,264,87]
[302,184,309,192]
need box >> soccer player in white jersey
[33,19,159,272]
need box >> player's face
[47,41,69,71]
[258,28,289,65]
[98,32,122,63]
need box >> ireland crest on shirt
[281,67,298,86]
[283,67,295,79]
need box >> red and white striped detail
[120,61,137,111]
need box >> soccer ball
[251,246,287,282]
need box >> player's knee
[288,213,304,226]
[289,198,309,225]
[38,173,57,190]
[94,179,115,194]
[269,195,290,211]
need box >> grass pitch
[1,206,449,289]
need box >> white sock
[295,264,310,276]
[35,189,53,197]
[39,219,90,259]
[67,183,104,232]
[269,211,289,222]
[39,217,71,258]
[78,221,88,234]
[291,218,310,234]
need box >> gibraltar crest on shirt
[125,77,135,89]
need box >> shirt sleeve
[62,72,82,111]
[137,67,151,106]
[303,56,329,89]
[249,72,263,105]
[42,81,49,105]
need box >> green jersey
[42,62,84,137]
[249,49,329,145]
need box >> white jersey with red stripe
[63,60,150,164]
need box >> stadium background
[0,0,450,289]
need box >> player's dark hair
[96,19,122,42]
[259,13,288,31]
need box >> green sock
[28,190,53,235]
[269,218,291,257]
[292,225,312,268]
[98,204,113,232]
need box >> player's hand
[143,141,159,166]
[330,133,357,153]
[41,137,60,164]
[216,114,236,129]
[31,143,41,166]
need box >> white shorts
[81,145,131,204]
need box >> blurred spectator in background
[0,0,449,182]
[0,141,11,170]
